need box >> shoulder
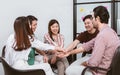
[9,34,14,38]
[7,34,15,41]
[6,34,15,45]
[78,31,88,36]
[44,33,52,42]
[59,34,64,39]
[59,34,64,37]
[44,33,50,38]
[81,31,88,34]
[44,33,49,36]
[76,31,88,41]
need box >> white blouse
[5,34,55,66]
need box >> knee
[65,66,72,75]
[65,65,84,75]
[57,61,64,69]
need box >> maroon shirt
[76,29,99,57]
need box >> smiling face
[31,20,37,32]
[27,15,38,33]
[84,18,94,32]
[50,23,59,35]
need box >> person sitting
[5,16,63,75]
[27,15,48,63]
[58,6,120,75]
[64,14,99,75]
[66,14,99,57]
[44,19,69,75]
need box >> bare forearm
[35,49,46,56]
[69,47,84,55]
[66,40,80,51]
[66,44,76,51]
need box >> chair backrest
[1,46,46,75]
[107,46,120,75]
[2,45,6,57]
[82,45,120,75]
[0,57,46,75]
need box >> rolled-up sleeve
[87,36,106,67]
[81,38,95,52]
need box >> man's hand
[57,51,70,58]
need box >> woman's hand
[43,55,48,63]
[57,51,70,58]
[50,55,57,64]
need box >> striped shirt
[44,33,64,48]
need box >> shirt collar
[99,24,109,32]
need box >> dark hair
[48,19,60,41]
[27,15,38,25]
[93,6,109,24]
[13,16,33,51]
[83,15,92,22]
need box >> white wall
[0,0,73,74]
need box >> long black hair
[48,19,60,41]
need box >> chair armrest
[81,66,108,75]
[81,67,89,75]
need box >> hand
[81,61,87,66]
[43,55,48,63]
[50,55,57,64]
[57,51,70,58]
[51,50,57,54]
[55,46,65,53]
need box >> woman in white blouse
[5,16,62,75]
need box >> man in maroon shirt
[66,15,99,57]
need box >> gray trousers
[65,55,92,75]
[56,58,69,75]
[48,54,69,75]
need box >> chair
[81,45,120,75]
[0,46,46,75]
